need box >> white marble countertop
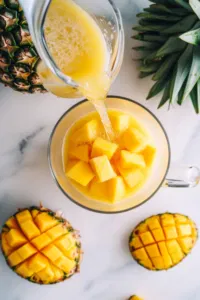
[0,1,200,299]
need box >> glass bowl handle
[164,165,200,188]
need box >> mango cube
[8,251,23,267]
[37,265,55,283]
[55,234,76,253]
[28,253,48,273]
[107,176,126,202]
[71,120,101,145]
[17,243,37,260]
[64,247,78,260]
[119,150,146,169]
[129,236,143,250]
[122,128,147,152]
[68,144,90,162]
[6,217,19,229]
[141,145,156,166]
[19,219,40,240]
[31,233,52,250]
[110,114,129,133]
[90,155,116,182]
[89,178,108,199]
[31,209,40,219]
[118,166,144,188]
[46,224,68,240]
[1,233,12,256]
[16,261,34,278]
[35,213,58,233]
[152,257,165,270]
[145,244,160,258]
[6,229,27,248]
[133,248,148,260]
[42,244,63,262]
[66,160,95,186]
[51,263,64,279]
[91,137,118,160]
[55,256,76,274]
[179,237,194,254]
[16,210,32,223]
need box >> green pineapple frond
[134,0,200,113]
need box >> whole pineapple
[0,0,45,93]
[1,206,82,284]
[129,213,197,270]
[134,0,200,113]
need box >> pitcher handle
[164,165,200,188]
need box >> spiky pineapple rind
[0,0,46,93]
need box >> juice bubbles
[39,0,110,101]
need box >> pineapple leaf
[183,46,200,101]
[133,24,169,32]
[190,83,199,113]
[137,12,181,22]
[133,42,160,51]
[144,50,160,63]
[158,80,171,108]
[177,80,187,105]
[189,0,200,19]
[140,61,161,73]
[175,0,193,11]
[170,45,193,103]
[156,37,186,58]
[145,4,189,16]
[150,0,168,4]
[147,77,168,99]
[144,4,172,14]
[197,79,200,111]
[180,28,200,45]
[139,72,154,78]
[162,15,197,34]
[153,53,180,81]
[133,33,167,43]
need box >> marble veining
[0,1,200,300]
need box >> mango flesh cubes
[66,161,95,186]
[129,213,198,271]
[64,110,156,203]
[122,128,147,153]
[120,150,146,169]
[90,155,116,182]
[91,137,118,160]
[1,207,82,284]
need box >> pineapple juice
[38,0,114,139]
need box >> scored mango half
[1,206,82,284]
[129,213,198,271]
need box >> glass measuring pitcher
[19,0,124,98]
[48,96,200,214]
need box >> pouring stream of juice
[39,0,115,141]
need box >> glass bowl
[48,96,170,213]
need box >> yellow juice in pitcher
[38,0,110,101]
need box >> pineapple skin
[0,0,46,93]
[129,213,198,271]
[0,206,82,285]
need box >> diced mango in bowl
[64,111,156,204]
